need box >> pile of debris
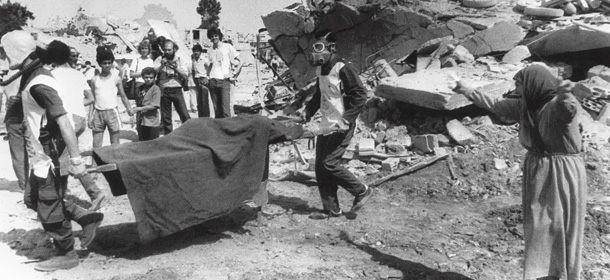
[262,0,610,185]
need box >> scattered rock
[412,134,439,153]
[386,143,407,154]
[460,21,526,57]
[359,138,376,156]
[502,45,531,64]
[381,158,400,172]
[447,19,475,39]
[588,65,610,83]
[446,119,477,145]
[375,131,387,144]
[449,45,475,63]
[437,134,452,147]
[573,76,610,100]
[494,158,508,170]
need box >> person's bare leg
[109,131,120,145]
[92,131,104,149]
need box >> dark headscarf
[514,65,559,153]
[513,64,558,111]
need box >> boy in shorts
[132,67,161,141]
[89,49,133,149]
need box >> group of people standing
[0,23,587,279]
[123,27,243,140]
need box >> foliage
[135,4,177,28]
[0,0,35,38]
[196,0,221,29]
[55,6,88,37]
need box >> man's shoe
[351,185,374,213]
[89,193,106,211]
[79,212,104,248]
[309,209,342,220]
[34,250,79,271]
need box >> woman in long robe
[455,65,586,280]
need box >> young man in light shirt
[206,28,243,118]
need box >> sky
[12,0,301,34]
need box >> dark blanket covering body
[93,115,299,241]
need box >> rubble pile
[263,0,610,195]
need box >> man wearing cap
[1,31,103,271]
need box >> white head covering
[0,30,37,69]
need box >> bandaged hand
[68,156,87,178]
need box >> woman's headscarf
[513,64,558,111]
[514,65,559,153]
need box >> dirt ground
[1,64,609,280]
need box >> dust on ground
[0,63,609,280]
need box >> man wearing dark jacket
[303,30,373,219]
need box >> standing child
[133,67,161,141]
[89,49,133,149]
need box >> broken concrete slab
[262,5,314,38]
[375,68,513,110]
[502,45,531,64]
[447,20,475,39]
[264,3,453,88]
[449,45,475,63]
[588,65,610,83]
[527,24,610,56]
[446,119,477,145]
[454,16,509,30]
[460,21,526,57]
[573,76,610,100]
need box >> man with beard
[1,31,103,271]
[154,39,190,134]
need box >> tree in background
[135,4,177,28]
[196,0,221,29]
[0,0,35,38]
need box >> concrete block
[375,131,386,144]
[386,143,407,155]
[573,77,610,100]
[433,147,448,156]
[446,119,477,146]
[382,158,400,172]
[358,138,376,156]
[375,68,512,110]
[460,21,525,57]
[450,45,475,63]
[437,134,452,147]
[588,65,610,83]
[447,20,475,39]
[412,134,439,153]
[502,45,531,64]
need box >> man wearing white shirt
[206,28,243,118]
[49,41,106,211]
[191,44,210,117]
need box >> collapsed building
[261,0,610,176]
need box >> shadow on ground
[339,230,473,280]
